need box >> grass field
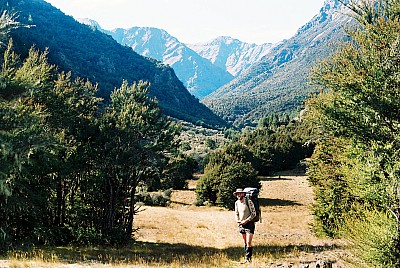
[2,168,352,267]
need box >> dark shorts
[239,221,255,234]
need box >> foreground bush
[196,144,260,210]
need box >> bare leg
[241,233,247,244]
[245,233,254,262]
[246,233,253,247]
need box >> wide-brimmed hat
[233,188,246,196]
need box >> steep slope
[187,36,273,77]
[103,26,234,99]
[6,0,226,128]
[202,0,351,127]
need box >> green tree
[95,81,179,243]
[0,17,181,248]
[0,40,103,246]
[160,155,197,190]
[0,41,64,246]
[308,0,400,265]
[217,161,258,210]
[196,144,260,209]
[239,124,308,175]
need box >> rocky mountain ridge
[202,0,353,127]
[187,36,273,77]
[79,19,273,100]
[107,26,234,99]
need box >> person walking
[234,188,257,263]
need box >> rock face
[187,36,273,77]
[102,26,234,99]
[79,20,273,100]
[202,0,352,127]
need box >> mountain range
[5,0,353,129]
[78,19,273,100]
[187,37,273,77]
[203,0,352,127]
[4,0,226,128]
[79,0,353,128]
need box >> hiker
[234,188,257,263]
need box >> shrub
[196,159,260,210]
[216,162,259,210]
[343,209,400,267]
[161,155,197,190]
[135,189,172,207]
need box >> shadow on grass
[259,175,292,182]
[223,243,343,261]
[7,241,344,265]
[170,200,193,206]
[260,168,307,181]
[259,197,302,207]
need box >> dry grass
[133,168,350,267]
[2,169,352,267]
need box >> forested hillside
[5,0,226,128]
[203,0,350,127]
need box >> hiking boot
[245,247,253,262]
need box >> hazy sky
[45,0,326,44]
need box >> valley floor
[2,168,352,267]
[134,168,350,267]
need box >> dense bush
[0,40,179,248]
[307,137,354,237]
[307,0,400,265]
[239,120,314,175]
[343,209,399,267]
[196,117,313,209]
[196,144,260,209]
[136,189,172,207]
[160,155,198,190]
[216,162,259,210]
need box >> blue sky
[45,0,326,44]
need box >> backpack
[244,187,261,223]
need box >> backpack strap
[245,197,257,222]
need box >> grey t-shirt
[235,198,256,222]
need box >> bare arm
[235,201,240,223]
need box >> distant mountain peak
[77,18,101,29]
[9,0,225,127]
[203,0,351,127]
[188,37,273,77]
[213,36,237,43]
[77,19,273,99]
[99,26,234,99]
